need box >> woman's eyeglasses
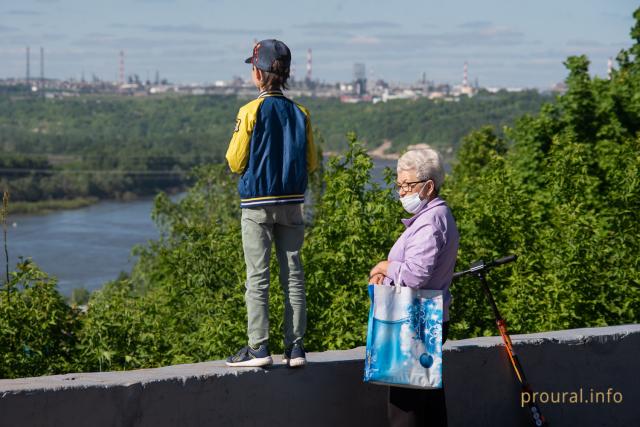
[394,180,427,193]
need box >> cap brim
[244,57,252,64]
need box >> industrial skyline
[1,45,538,106]
[10,44,485,87]
[0,0,636,87]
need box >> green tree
[76,134,403,370]
[444,7,640,338]
[302,133,404,349]
[0,260,80,378]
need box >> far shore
[9,197,100,215]
[4,151,421,217]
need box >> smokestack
[607,57,613,80]
[40,47,44,96]
[119,50,125,85]
[26,46,30,86]
[306,48,312,82]
[463,61,468,87]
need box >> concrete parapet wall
[1,324,639,427]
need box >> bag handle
[394,268,404,293]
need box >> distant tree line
[304,89,551,152]
[0,90,549,203]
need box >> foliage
[0,260,79,378]
[69,287,91,306]
[443,8,640,338]
[74,135,403,370]
[302,133,404,349]
[303,90,550,152]
[75,164,246,370]
[0,95,239,203]
[0,91,547,203]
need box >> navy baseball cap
[245,39,291,73]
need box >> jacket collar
[258,89,284,98]
[401,196,446,227]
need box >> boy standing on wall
[225,39,318,368]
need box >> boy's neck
[258,86,282,94]
[260,86,282,95]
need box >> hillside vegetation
[0,90,548,205]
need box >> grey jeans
[241,204,306,348]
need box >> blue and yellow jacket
[226,90,318,208]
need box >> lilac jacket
[383,197,459,321]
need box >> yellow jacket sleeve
[225,101,259,174]
[306,118,318,173]
[295,102,319,173]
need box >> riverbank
[6,185,188,215]
[9,197,100,215]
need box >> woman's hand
[369,260,389,278]
[369,273,385,285]
[369,261,390,285]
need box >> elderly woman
[369,148,459,427]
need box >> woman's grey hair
[397,148,445,191]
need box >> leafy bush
[443,8,640,338]
[75,135,402,369]
[76,165,248,370]
[302,133,404,349]
[0,260,79,378]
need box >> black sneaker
[282,342,306,368]
[225,344,273,367]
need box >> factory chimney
[119,50,125,85]
[40,47,45,97]
[306,48,312,82]
[463,61,469,87]
[26,46,31,87]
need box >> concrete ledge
[1,324,639,426]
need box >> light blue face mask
[400,182,428,214]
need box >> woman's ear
[422,180,436,200]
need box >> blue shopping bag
[364,283,444,389]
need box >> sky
[0,0,637,88]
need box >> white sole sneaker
[287,357,306,368]
[225,356,273,368]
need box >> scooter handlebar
[453,254,517,279]
[452,270,466,279]
[489,254,517,267]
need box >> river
[3,158,397,296]
[6,197,164,295]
